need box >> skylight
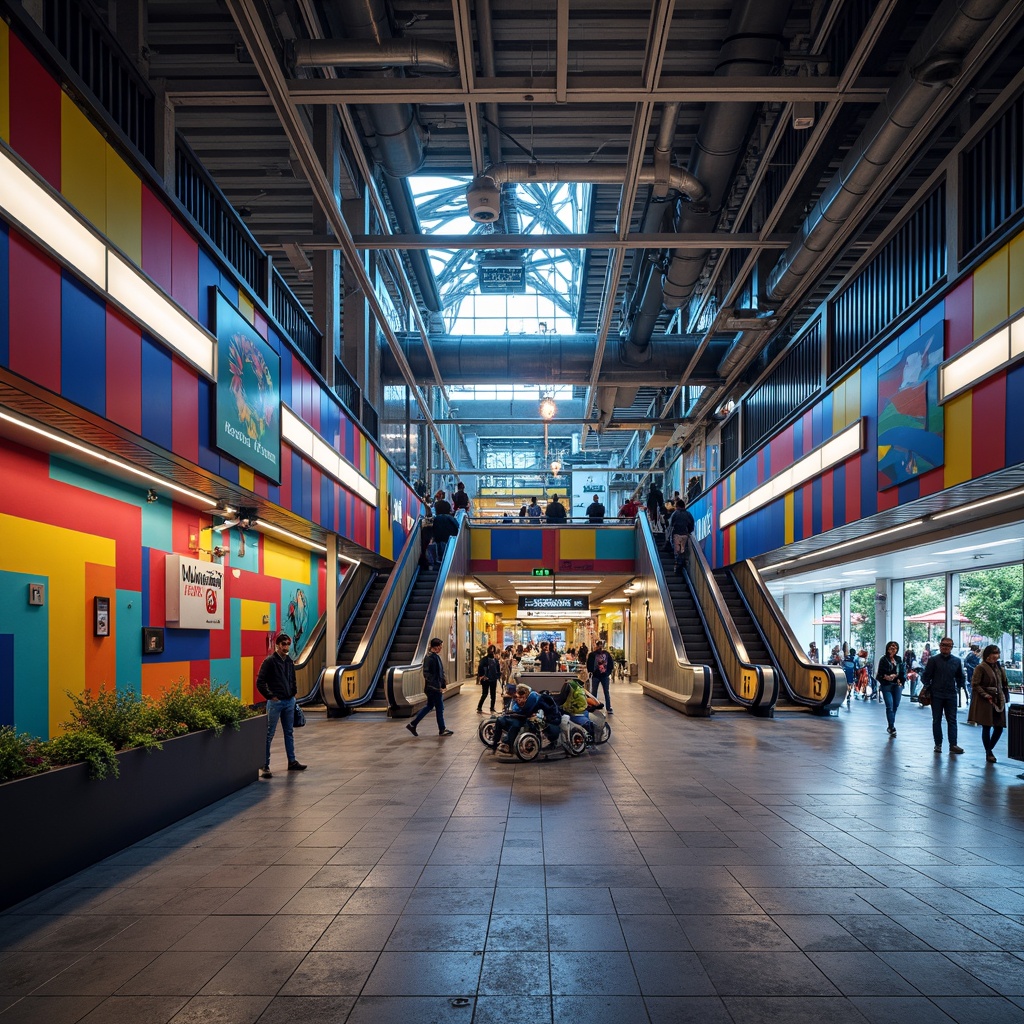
[408,175,588,335]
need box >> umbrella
[905,606,970,642]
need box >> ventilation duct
[292,38,459,72]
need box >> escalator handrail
[385,511,469,707]
[686,531,777,711]
[732,559,847,709]
[322,518,423,711]
[635,515,714,714]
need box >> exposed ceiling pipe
[716,0,1009,383]
[323,0,427,177]
[381,334,724,386]
[624,0,792,360]
[475,0,503,166]
[292,38,459,71]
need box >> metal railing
[731,560,847,711]
[632,516,712,717]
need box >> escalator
[322,514,465,717]
[640,516,775,714]
[727,560,847,713]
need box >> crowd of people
[807,635,1016,762]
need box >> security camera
[146,489,158,503]
[466,175,501,223]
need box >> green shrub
[158,681,255,735]
[46,731,119,780]
[0,727,51,782]
[63,686,153,751]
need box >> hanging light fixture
[539,395,557,420]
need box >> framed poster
[142,627,165,655]
[94,597,110,637]
[213,289,282,483]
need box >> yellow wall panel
[0,22,10,142]
[470,528,491,560]
[973,246,1009,337]
[240,656,254,704]
[0,514,116,733]
[237,465,254,491]
[559,529,596,560]
[238,293,255,325]
[831,378,845,433]
[241,599,272,631]
[263,535,311,582]
[105,147,142,263]
[1009,233,1024,317]
[943,393,973,488]
[61,95,107,228]
[784,492,795,546]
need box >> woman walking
[876,641,906,736]
[967,645,1011,762]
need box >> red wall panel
[970,373,1006,477]
[141,187,173,292]
[104,308,142,433]
[171,357,199,463]
[8,37,61,187]
[944,278,974,357]
[8,231,61,392]
[170,222,200,319]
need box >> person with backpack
[476,644,500,714]
[666,499,695,573]
[555,674,593,738]
[587,641,614,715]
[452,481,471,515]
[526,496,543,523]
[545,494,567,523]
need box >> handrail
[386,512,471,712]
[633,515,713,716]
[732,560,847,712]
[688,539,777,714]
[321,520,421,712]
[293,562,375,703]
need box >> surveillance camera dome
[466,175,501,223]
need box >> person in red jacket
[618,496,640,519]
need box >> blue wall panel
[140,334,174,450]
[0,633,13,728]
[60,272,106,415]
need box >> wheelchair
[477,709,589,761]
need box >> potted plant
[0,682,264,911]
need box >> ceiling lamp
[539,396,557,420]
[550,459,562,475]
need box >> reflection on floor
[3,683,1024,1024]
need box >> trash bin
[1008,705,1024,761]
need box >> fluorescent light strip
[0,147,107,289]
[933,538,1019,556]
[0,410,215,505]
[258,519,327,553]
[794,518,924,561]
[931,487,1024,520]
[0,147,216,378]
[719,421,863,529]
[281,406,377,504]
[905,561,937,569]
[106,252,215,377]
[940,315,1022,401]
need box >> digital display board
[518,595,589,611]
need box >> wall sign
[518,595,589,611]
[213,289,282,483]
[165,554,225,630]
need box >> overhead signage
[165,554,225,630]
[213,289,282,483]
[518,595,589,611]
[531,568,552,576]
[478,257,526,294]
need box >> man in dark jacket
[921,636,965,754]
[586,497,606,523]
[256,633,306,778]
[476,644,500,714]
[545,495,567,522]
[666,500,695,572]
[406,637,453,736]
[432,510,459,558]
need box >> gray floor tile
[478,952,551,995]
[645,995,733,1024]
[77,995,190,1024]
[877,951,1000,996]
[808,952,920,996]
[550,952,640,995]
[0,996,105,1023]
[0,952,85,995]
[199,951,305,995]
[725,996,875,1022]
[548,914,626,950]
[629,952,716,995]
[551,995,650,1023]
[30,952,157,995]
[698,951,840,996]
[253,995,356,1023]
[360,951,482,995]
[166,994,271,1023]
[115,951,233,996]
[848,996,957,1023]
[277,951,378,995]
[383,914,489,951]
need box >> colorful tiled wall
[469,526,636,573]
[0,23,417,561]
[691,233,1024,568]
[0,440,327,738]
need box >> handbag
[917,688,932,707]
[293,704,307,727]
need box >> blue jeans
[931,695,958,747]
[411,688,446,732]
[569,712,593,739]
[265,697,296,766]
[592,674,612,711]
[880,684,902,729]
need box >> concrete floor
[3,682,1024,1024]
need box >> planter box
[0,715,265,911]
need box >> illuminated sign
[478,258,526,294]
[518,595,589,611]
[165,555,225,630]
[531,568,552,576]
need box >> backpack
[535,690,561,723]
[564,680,588,715]
[669,508,695,535]
[481,657,499,683]
[527,503,542,518]
[452,490,470,510]
[594,651,611,675]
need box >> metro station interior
[4,1,1024,1021]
